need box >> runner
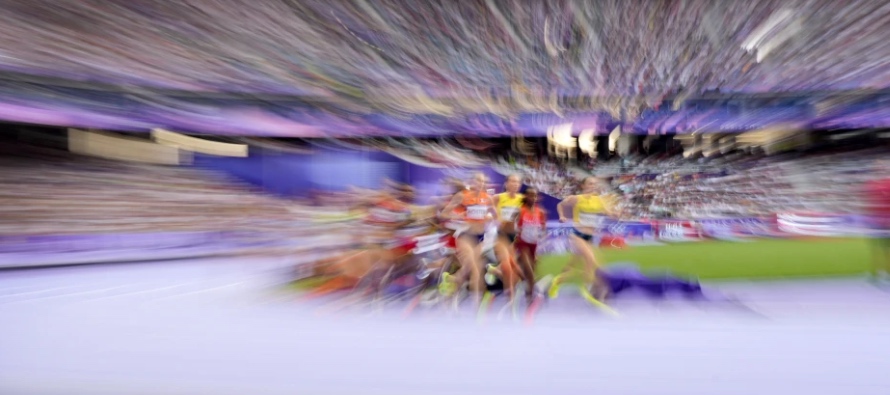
[491,174,523,298]
[307,183,418,295]
[552,176,619,301]
[437,177,469,238]
[440,172,497,298]
[494,174,524,240]
[514,187,547,302]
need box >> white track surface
[2,257,890,395]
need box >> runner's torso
[496,192,523,233]
[363,197,413,244]
[496,193,524,221]
[365,197,412,226]
[573,194,611,234]
[455,189,492,234]
[518,206,545,244]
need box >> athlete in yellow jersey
[554,176,618,300]
[495,174,525,240]
[491,174,523,298]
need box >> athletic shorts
[445,234,457,249]
[514,241,538,262]
[572,228,602,246]
[459,233,486,244]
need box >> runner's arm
[556,195,577,222]
[411,205,437,221]
[440,193,464,220]
[349,196,378,212]
[513,211,523,233]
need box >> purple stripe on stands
[0,231,236,254]
[0,231,228,244]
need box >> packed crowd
[0,2,889,135]
[493,156,584,200]
[494,148,890,220]
[4,141,889,240]
[0,144,440,261]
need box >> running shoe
[419,289,439,306]
[438,272,457,297]
[580,287,618,316]
[534,275,554,295]
[416,268,434,280]
[548,274,565,299]
[589,282,610,302]
[484,264,498,286]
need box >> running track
[2,257,890,395]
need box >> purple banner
[194,148,408,197]
[407,165,505,205]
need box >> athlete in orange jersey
[441,172,497,295]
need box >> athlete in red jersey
[515,187,547,301]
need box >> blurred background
[2,1,890,394]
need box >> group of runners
[302,171,624,307]
[300,171,705,311]
[434,172,624,304]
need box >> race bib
[466,205,488,220]
[500,206,520,221]
[520,224,543,244]
[579,213,606,227]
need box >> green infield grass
[539,237,875,280]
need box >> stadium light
[579,128,596,155]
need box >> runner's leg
[517,244,537,300]
[454,235,484,294]
[494,239,518,298]
[569,233,600,286]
